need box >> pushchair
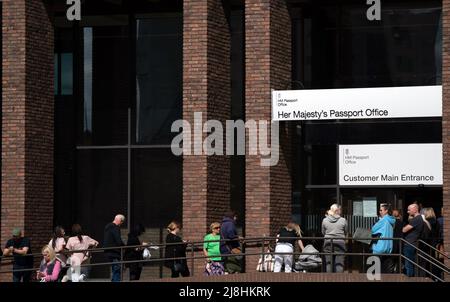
[294,244,322,272]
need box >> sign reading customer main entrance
[272,85,442,121]
[339,144,442,186]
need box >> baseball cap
[12,228,21,237]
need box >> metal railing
[0,236,448,282]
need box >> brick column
[443,0,450,275]
[245,0,292,271]
[1,0,54,279]
[183,0,231,275]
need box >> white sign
[363,197,378,217]
[339,144,442,186]
[272,85,442,121]
[353,201,363,216]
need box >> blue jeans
[110,258,121,282]
[403,245,416,277]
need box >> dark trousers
[380,256,395,274]
[12,266,31,282]
[129,264,142,281]
[224,255,242,274]
[170,263,190,278]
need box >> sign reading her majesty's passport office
[339,144,442,186]
[272,85,442,121]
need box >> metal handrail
[418,239,449,260]
[1,236,448,281]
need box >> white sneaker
[78,274,86,281]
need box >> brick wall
[245,0,292,272]
[182,0,231,275]
[1,0,54,281]
[443,0,450,275]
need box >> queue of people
[1,205,446,281]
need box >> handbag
[230,247,243,260]
[142,248,151,260]
[173,261,185,272]
[256,250,274,272]
[204,261,225,276]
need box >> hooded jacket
[220,217,239,254]
[322,215,347,241]
[371,214,395,254]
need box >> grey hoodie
[322,215,348,240]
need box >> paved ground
[148,272,432,282]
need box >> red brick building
[1,0,449,279]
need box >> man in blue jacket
[371,203,396,273]
[220,211,242,273]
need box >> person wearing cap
[3,228,34,282]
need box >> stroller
[294,244,322,272]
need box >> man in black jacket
[103,214,125,282]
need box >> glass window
[75,149,128,241]
[131,149,182,228]
[54,54,59,95]
[297,0,442,89]
[61,53,73,95]
[134,16,182,145]
[77,26,130,146]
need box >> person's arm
[113,228,125,246]
[13,246,29,255]
[321,221,326,236]
[54,239,65,253]
[87,237,99,247]
[44,261,61,282]
[402,224,413,233]
[3,247,13,256]
[203,237,209,259]
[297,239,305,251]
[371,220,382,236]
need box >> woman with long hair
[164,221,190,278]
[65,224,98,281]
[125,223,148,281]
[274,222,304,272]
[48,226,67,265]
[37,245,61,282]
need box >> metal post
[331,238,335,272]
[398,239,402,274]
[120,247,123,282]
[415,245,419,277]
[261,236,266,271]
[191,242,195,277]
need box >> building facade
[1,0,449,278]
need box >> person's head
[41,245,56,263]
[407,203,420,217]
[12,228,22,239]
[51,226,65,249]
[392,209,402,219]
[54,226,65,238]
[327,203,341,216]
[210,222,221,235]
[113,214,126,226]
[71,223,84,242]
[286,222,302,237]
[224,210,237,221]
[423,207,436,221]
[167,221,181,235]
[379,203,392,217]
